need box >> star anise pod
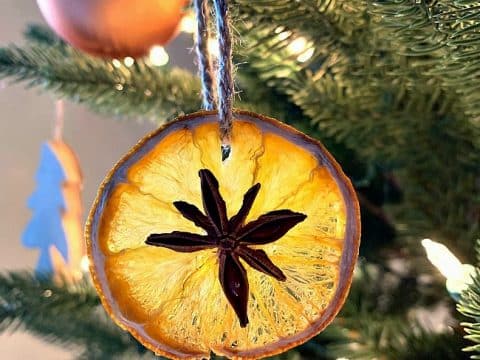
[146,169,307,327]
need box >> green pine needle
[0,44,202,122]
[459,258,480,359]
[0,272,139,358]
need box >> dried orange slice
[86,110,360,359]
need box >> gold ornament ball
[37,0,188,58]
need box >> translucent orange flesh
[88,114,358,359]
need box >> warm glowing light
[80,255,90,273]
[288,37,309,55]
[180,13,196,34]
[422,239,462,278]
[149,46,169,66]
[277,30,291,41]
[123,56,134,67]
[112,59,122,68]
[297,47,315,63]
[208,38,219,58]
[422,238,475,294]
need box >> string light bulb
[297,47,315,63]
[123,56,134,67]
[276,30,291,41]
[285,36,315,62]
[149,46,170,67]
[422,238,475,297]
[287,37,309,55]
[180,13,196,34]
[112,59,122,68]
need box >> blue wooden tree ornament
[22,142,69,275]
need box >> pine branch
[322,263,467,359]
[0,272,98,327]
[233,0,367,44]
[326,316,465,360]
[371,0,480,122]
[0,44,202,122]
[24,24,67,47]
[0,30,298,124]
[459,260,480,359]
[0,272,139,358]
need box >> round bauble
[87,111,360,359]
[37,0,188,58]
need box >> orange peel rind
[86,110,361,359]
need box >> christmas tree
[22,143,69,275]
[1,1,480,359]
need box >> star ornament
[146,169,307,327]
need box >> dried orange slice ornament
[86,110,360,359]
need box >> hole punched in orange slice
[86,110,361,360]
